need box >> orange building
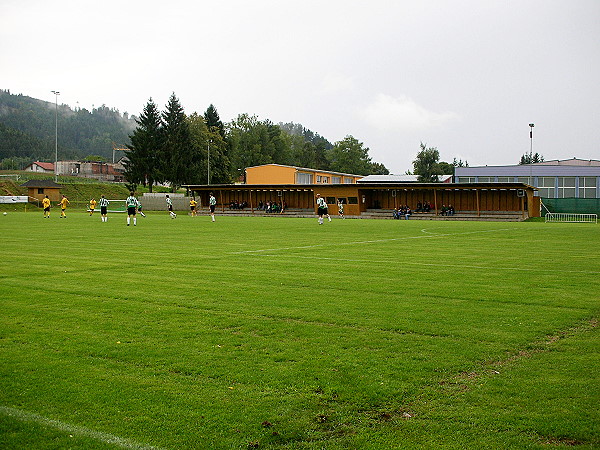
[245,164,363,185]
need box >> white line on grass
[249,254,600,275]
[0,406,163,450]
[229,228,511,255]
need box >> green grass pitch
[1,211,598,449]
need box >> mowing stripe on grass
[0,406,162,450]
[229,228,512,254]
[249,253,600,275]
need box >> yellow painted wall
[246,165,296,184]
[246,164,363,185]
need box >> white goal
[545,213,598,224]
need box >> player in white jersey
[126,193,139,226]
[99,195,109,222]
[166,195,176,219]
[209,193,216,222]
[316,194,331,224]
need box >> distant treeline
[0,90,389,182]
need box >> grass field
[1,211,598,449]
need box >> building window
[347,197,358,204]
[496,177,511,182]
[296,172,312,184]
[38,188,44,194]
[537,177,556,198]
[344,177,354,184]
[332,176,341,184]
[477,177,493,183]
[326,197,336,204]
[517,177,533,185]
[557,177,576,198]
[579,177,597,199]
[457,177,475,183]
[322,176,329,184]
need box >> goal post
[545,212,598,224]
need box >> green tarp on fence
[541,198,600,216]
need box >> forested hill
[0,90,136,166]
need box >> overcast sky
[2,0,599,173]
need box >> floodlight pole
[207,139,212,185]
[51,90,60,182]
[528,123,534,159]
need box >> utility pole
[51,91,60,182]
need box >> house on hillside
[24,161,54,173]
[20,179,62,202]
[55,160,125,182]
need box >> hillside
[0,90,136,166]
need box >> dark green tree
[204,104,225,138]
[519,152,544,164]
[327,135,373,175]
[124,98,162,192]
[188,113,231,185]
[413,142,443,182]
[161,93,199,189]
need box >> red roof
[32,161,55,170]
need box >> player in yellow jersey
[190,197,198,216]
[89,198,97,216]
[59,195,70,218]
[42,195,51,218]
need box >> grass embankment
[0,215,598,449]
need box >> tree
[412,142,443,182]
[124,98,162,192]
[519,152,544,164]
[438,161,454,175]
[161,93,198,189]
[369,162,390,175]
[327,135,373,175]
[204,104,225,138]
[188,113,231,184]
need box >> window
[579,177,597,199]
[344,177,354,184]
[337,198,346,204]
[517,177,533,185]
[347,197,358,204]
[38,188,44,194]
[557,177,576,198]
[296,172,312,184]
[322,176,330,184]
[496,177,511,182]
[332,176,341,184]
[316,175,322,183]
[477,177,493,183]
[457,177,475,183]
[326,197,336,204]
[537,177,555,198]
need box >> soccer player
[137,201,146,217]
[89,198,97,216]
[99,195,109,222]
[190,197,198,216]
[42,195,51,218]
[126,192,138,226]
[337,198,345,219]
[209,193,216,222]
[316,194,330,224]
[59,195,70,218]
[166,195,176,219]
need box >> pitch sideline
[0,406,162,450]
